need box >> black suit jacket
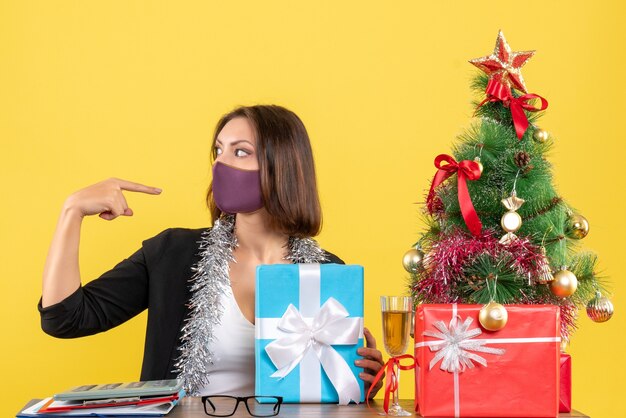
[38,227,343,380]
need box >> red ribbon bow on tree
[366,354,415,414]
[478,79,548,140]
[426,154,482,237]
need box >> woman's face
[214,117,259,171]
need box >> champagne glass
[380,296,412,416]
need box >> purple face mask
[212,161,264,214]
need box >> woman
[39,105,384,398]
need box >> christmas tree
[405,31,613,342]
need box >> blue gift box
[255,264,365,404]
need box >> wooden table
[18,398,590,417]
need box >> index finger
[364,327,377,349]
[114,178,162,194]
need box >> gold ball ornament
[501,211,522,233]
[479,302,508,331]
[586,291,614,323]
[550,268,578,298]
[533,129,550,143]
[473,157,484,174]
[402,248,424,273]
[566,214,589,239]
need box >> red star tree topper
[469,30,535,94]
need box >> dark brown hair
[206,105,322,237]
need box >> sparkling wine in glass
[380,296,412,416]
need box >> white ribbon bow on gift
[424,316,505,373]
[264,297,362,405]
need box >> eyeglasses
[201,396,283,417]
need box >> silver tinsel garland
[173,214,328,395]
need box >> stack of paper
[18,380,185,417]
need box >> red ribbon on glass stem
[426,154,482,237]
[366,354,415,414]
[477,79,548,140]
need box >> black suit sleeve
[323,250,345,264]
[37,229,171,338]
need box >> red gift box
[559,353,572,412]
[414,304,560,417]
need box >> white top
[197,285,256,396]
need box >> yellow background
[1,1,624,417]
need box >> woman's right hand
[64,177,162,221]
[41,178,161,308]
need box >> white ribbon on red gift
[422,315,505,373]
[415,304,561,418]
[257,264,363,405]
